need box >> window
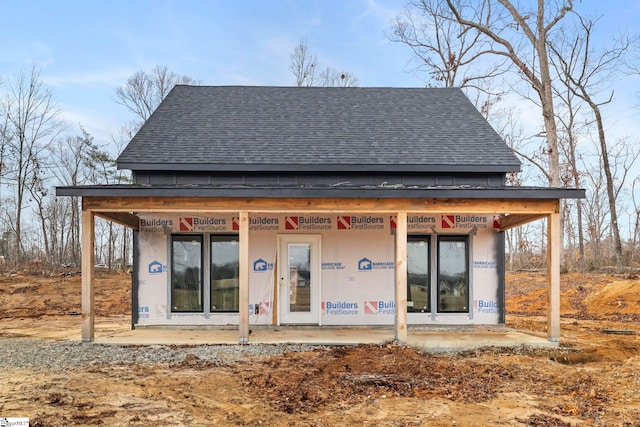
[210,236,240,312]
[170,234,240,314]
[287,242,311,313]
[437,237,468,313]
[171,235,203,312]
[407,236,430,312]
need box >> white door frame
[277,234,321,325]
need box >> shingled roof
[117,85,521,173]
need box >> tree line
[0,44,355,272]
[1,2,639,273]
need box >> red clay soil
[0,269,639,425]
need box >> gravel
[0,337,320,372]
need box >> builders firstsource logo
[249,216,279,231]
[249,302,271,315]
[285,216,331,230]
[442,215,490,230]
[474,299,498,314]
[140,218,173,233]
[492,215,501,229]
[390,215,437,230]
[137,306,150,319]
[441,215,456,229]
[337,216,351,229]
[179,216,227,232]
[179,217,194,231]
[322,301,358,315]
[364,300,395,315]
[337,215,384,230]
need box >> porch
[70,193,569,344]
[92,325,556,352]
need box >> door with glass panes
[277,235,320,324]
[407,236,430,313]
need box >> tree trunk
[15,179,24,263]
[538,66,561,187]
[36,201,50,263]
[591,105,624,273]
[568,134,585,269]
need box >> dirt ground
[1,269,639,426]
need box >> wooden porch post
[239,211,250,344]
[547,211,561,342]
[395,212,408,343]
[81,208,95,342]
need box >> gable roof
[117,86,521,173]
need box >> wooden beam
[81,209,95,342]
[272,253,278,325]
[423,198,556,213]
[83,196,560,215]
[395,212,408,343]
[547,212,561,342]
[498,213,548,231]
[94,212,140,230]
[238,211,250,344]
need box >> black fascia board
[116,162,522,174]
[56,185,585,200]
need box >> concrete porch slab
[93,325,556,352]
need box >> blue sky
[1,0,639,153]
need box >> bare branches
[115,65,199,128]
[0,65,65,262]
[289,39,319,87]
[289,39,359,87]
[390,0,511,91]
[550,13,632,107]
[446,0,578,187]
[548,11,634,273]
[396,0,574,187]
[445,0,537,88]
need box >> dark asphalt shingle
[117,86,521,172]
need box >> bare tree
[551,50,587,270]
[115,65,199,128]
[390,0,510,90]
[289,39,359,87]
[316,68,359,87]
[83,137,131,269]
[632,177,640,266]
[0,86,9,221]
[109,126,134,269]
[582,158,608,267]
[549,14,634,273]
[1,66,64,263]
[49,127,97,265]
[290,39,319,87]
[28,154,53,263]
[437,0,575,187]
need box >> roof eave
[117,162,522,174]
[57,185,584,200]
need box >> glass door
[278,235,321,324]
[407,236,430,313]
